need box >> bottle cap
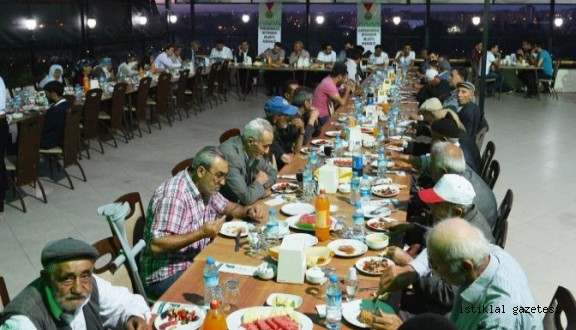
[210,300,221,309]
[329,274,338,283]
[269,209,276,216]
[206,257,215,265]
[319,188,326,194]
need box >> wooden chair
[469,57,497,96]
[40,97,87,190]
[205,62,221,106]
[543,286,576,330]
[493,189,513,248]
[171,158,194,177]
[217,60,229,102]
[80,88,104,158]
[219,128,241,144]
[125,77,152,137]
[148,72,172,130]
[172,69,191,119]
[190,66,208,112]
[480,141,495,179]
[99,82,129,147]
[539,60,560,101]
[0,276,10,308]
[113,192,146,248]
[5,115,47,212]
[482,159,500,190]
[92,236,135,293]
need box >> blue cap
[206,257,215,264]
[264,96,298,116]
[329,274,338,282]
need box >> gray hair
[427,217,490,273]
[191,146,226,171]
[242,118,273,143]
[431,141,466,174]
[294,40,304,47]
[292,87,313,108]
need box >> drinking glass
[247,226,261,254]
[206,284,223,306]
[223,277,240,312]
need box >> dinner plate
[266,293,303,309]
[342,299,395,328]
[355,256,395,276]
[325,130,341,137]
[285,215,336,232]
[327,239,368,258]
[271,182,300,194]
[366,217,396,232]
[370,160,395,168]
[361,133,376,143]
[226,307,313,330]
[281,202,315,216]
[311,139,333,147]
[362,204,392,219]
[360,127,373,134]
[219,221,249,238]
[388,135,412,141]
[154,303,205,330]
[386,145,404,152]
[371,184,400,198]
[281,233,318,248]
[332,157,353,167]
[300,147,312,154]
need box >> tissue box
[318,163,338,194]
[277,240,306,284]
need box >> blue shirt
[538,50,553,77]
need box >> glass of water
[247,225,261,254]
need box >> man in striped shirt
[140,146,264,298]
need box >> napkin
[215,262,257,276]
[264,196,285,206]
[279,174,297,180]
[314,167,352,184]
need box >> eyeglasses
[204,167,227,182]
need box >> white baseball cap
[425,68,439,82]
[418,174,475,205]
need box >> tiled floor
[1,90,575,309]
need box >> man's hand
[386,140,404,147]
[254,171,269,185]
[280,153,295,164]
[201,215,226,239]
[379,264,417,293]
[308,108,320,125]
[384,220,414,236]
[124,316,146,330]
[386,151,409,162]
[246,205,265,222]
[291,118,305,131]
[371,310,403,330]
[384,246,413,266]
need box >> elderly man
[395,44,416,68]
[153,44,181,72]
[374,218,542,329]
[292,87,321,145]
[210,39,233,61]
[141,147,264,297]
[219,118,277,205]
[260,42,286,96]
[0,238,150,329]
[311,63,354,126]
[456,81,487,139]
[288,41,310,66]
[416,69,451,105]
[368,45,389,67]
[316,43,336,66]
[264,97,304,170]
[443,67,468,111]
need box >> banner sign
[258,3,282,55]
[357,3,381,53]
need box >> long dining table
[151,76,420,329]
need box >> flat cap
[41,237,99,267]
[419,98,443,113]
[457,81,475,92]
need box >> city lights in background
[25,18,37,30]
[87,18,96,29]
[316,14,325,25]
[472,16,481,26]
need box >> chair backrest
[109,82,127,129]
[92,236,135,293]
[191,66,203,92]
[113,192,146,248]
[81,88,104,140]
[61,96,81,168]
[134,77,152,121]
[171,158,194,177]
[483,159,500,190]
[15,115,45,186]
[219,128,241,144]
[207,63,220,87]
[175,70,190,108]
[480,141,496,178]
[551,60,561,87]
[0,276,10,308]
[63,94,76,105]
[217,60,229,92]
[543,286,576,330]
[155,72,172,115]
[493,189,513,248]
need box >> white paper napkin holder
[277,240,306,284]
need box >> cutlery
[234,231,242,252]
[358,286,379,292]
[369,205,389,216]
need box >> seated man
[260,42,286,96]
[368,45,389,68]
[479,43,502,96]
[416,69,451,105]
[140,146,264,298]
[0,238,150,329]
[288,41,310,66]
[345,50,362,84]
[395,43,416,68]
[311,63,354,126]
[442,67,468,112]
[265,97,305,170]
[41,81,71,150]
[281,80,299,105]
[118,53,140,78]
[374,218,542,329]
[153,44,181,72]
[292,86,321,145]
[219,118,278,205]
[92,57,115,81]
[456,81,488,139]
[316,43,336,67]
[336,41,354,63]
[519,42,554,98]
[209,39,233,61]
[235,40,256,94]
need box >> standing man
[368,45,389,68]
[210,39,233,61]
[316,43,336,67]
[0,77,8,217]
[219,118,278,205]
[260,42,286,96]
[141,147,264,297]
[311,63,354,126]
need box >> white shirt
[0,77,6,114]
[395,50,416,66]
[209,46,233,60]
[481,51,497,76]
[154,52,181,70]
[369,52,389,66]
[345,58,359,82]
[316,51,336,63]
[0,275,151,330]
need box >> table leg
[535,68,540,101]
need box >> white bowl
[305,267,325,284]
[256,263,276,280]
[365,233,390,250]
[338,183,351,194]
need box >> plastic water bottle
[352,202,365,240]
[360,174,371,202]
[266,209,279,238]
[309,147,319,172]
[334,133,343,157]
[352,141,363,177]
[377,148,388,180]
[350,172,360,205]
[325,274,342,330]
[343,122,350,141]
[303,164,315,202]
[387,118,396,137]
[344,267,359,301]
[203,257,219,308]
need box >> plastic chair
[125,77,152,137]
[92,236,136,293]
[219,128,241,144]
[80,88,104,158]
[4,115,47,212]
[0,276,10,308]
[482,159,500,190]
[148,72,172,130]
[543,286,576,330]
[539,60,560,100]
[493,189,513,248]
[171,158,194,177]
[99,82,129,147]
[480,141,496,179]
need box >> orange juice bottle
[373,126,380,138]
[151,64,156,75]
[202,300,227,330]
[315,189,330,242]
[139,67,144,78]
[82,74,89,92]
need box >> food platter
[310,139,333,147]
[219,221,249,238]
[332,157,353,167]
[327,239,368,258]
[280,202,315,216]
[285,214,335,232]
[227,307,313,330]
[154,303,205,330]
[355,256,395,276]
[271,182,300,194]
[366,217,396,232]
[371,184,400,198]
[342,299,395,328]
